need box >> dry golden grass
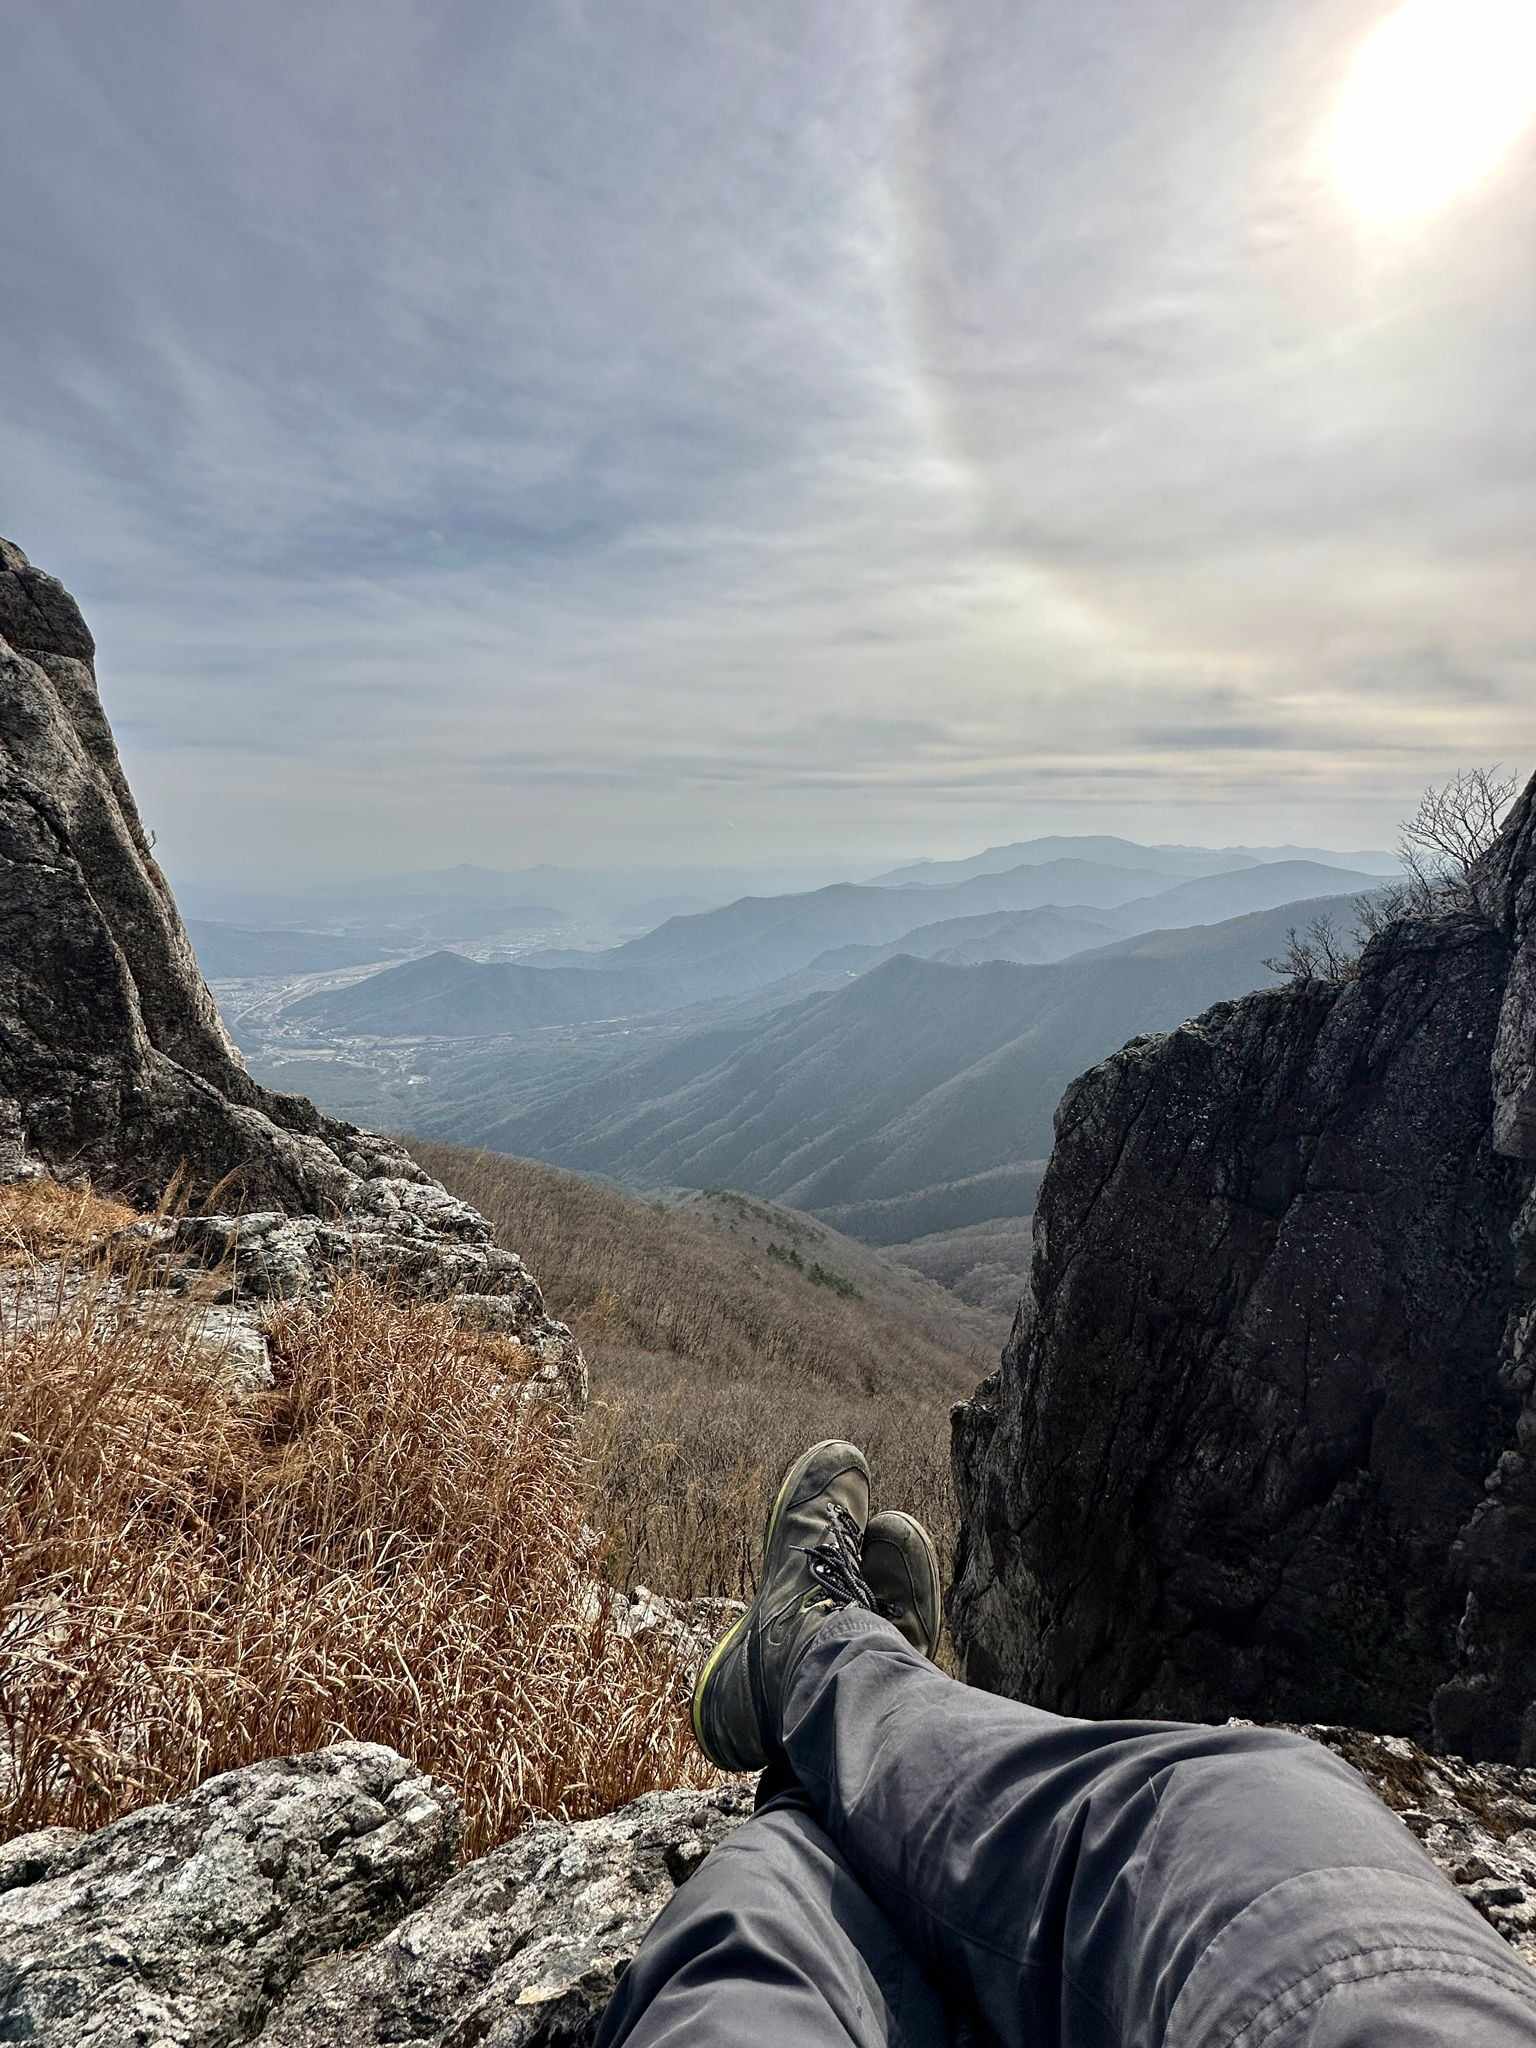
[1,1263,711,1856]
[1,1143,990,1854]
[415,1144,981,1609]
[0,1177,137,1264]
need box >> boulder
[0,1745,460,2046]
[951,772,1536,1759]
[0,1745,751,2047]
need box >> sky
[5,0,1535,882]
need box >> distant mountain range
[401,896,1352,1241]
[185,836,1396,978]
[285,948,687,1036]
[871,836,1401,889]
[291,857,1382,1037]
[247,832,1398,1243]
[809,861,1378,975]
[813,904,1127,973]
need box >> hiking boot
[692,1440,875,1772]
[862,1509,943,1660]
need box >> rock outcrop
[0,537,580,1383]
[2,1732,1531,2043]
[0,538,353,1212]
[0,1744,753,2047]
[951,774,1536,1760]
[1436,774,1536,1759]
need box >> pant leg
[596,1789,954,2048]
[782,1611,1536,2048]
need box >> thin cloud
[2,0,1532,879]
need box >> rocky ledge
[1,1729,1530,2046]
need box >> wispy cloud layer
[5,0,1533,876]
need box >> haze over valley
[202,830,1401,1257]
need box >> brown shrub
[0,1267,710,1855]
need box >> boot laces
[797,1500,876,1611]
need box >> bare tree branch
[1397,764,1519,915]
[1266,766,1518,986]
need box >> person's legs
[595,1788,952,2048]
[782,1612,1536,2048]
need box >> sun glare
[1330,0,1536,224]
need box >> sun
[1330,0,1536,224]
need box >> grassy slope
[414,1143,1001,1599]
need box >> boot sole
[690,1438,865,1768]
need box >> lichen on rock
[1,1731,1530,2046]
[0,1744,750,2048]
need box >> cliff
[0,536,581,1383]
[2,535,390,1212]
[951,773,1536,1761]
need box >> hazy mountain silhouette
[187,921,391,978]
[295,853,1382,1038]
[813,905,1126,973]
[413,896,1354,1239]
[870,838,1396,889]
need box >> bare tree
[1267,765,1519,985]
[1264,910,1358,985]
[1396,764,1519,916]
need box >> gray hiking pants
[597,1612,1536,2047]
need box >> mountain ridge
[289,859,1381,1039]
[430,896,1360,1239]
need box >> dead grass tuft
[0,1178,138,1265]
[1,1267,711,1855]
[1,1142,992,1853]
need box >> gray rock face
[0,1745,461,2046]
[0,538,581,1384]
[1486,776,1536,1158]
[951,771,1536,1759]
[1434,773,1536,1760]
[261,1779,754,2048]
[1,1734,1529,2043]
[0,538,354,1213]
[0,1745,751,2047]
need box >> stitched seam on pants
[1223,1949,1536,2048]
[1167,1866,1536,2047]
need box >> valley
[209,840,1394,1256]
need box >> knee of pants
[1141,1722,1363,1799]
[1138,1726,1434,1896]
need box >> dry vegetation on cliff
[0,1200,709,1855]
[0,1177,137,1261]
[1,1145,990,1854]
[412,1142,986,1600]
